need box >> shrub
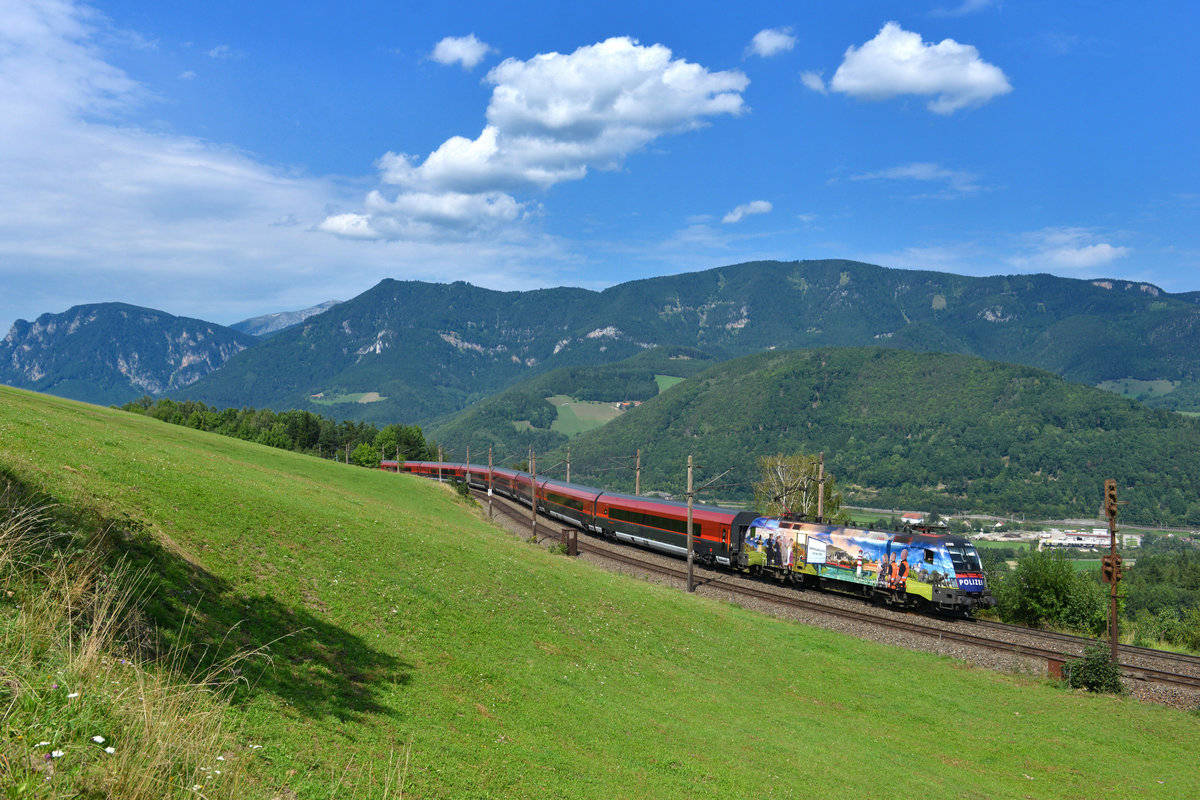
[1063,643,1125,695]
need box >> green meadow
[0,386,1196,799]
[547,394,624,437]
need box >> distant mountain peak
[230,300,341,337]
[0,303,256,405]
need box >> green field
[547,394,625,437]
[974,540,1034,551]
[309,391,385,405]
[654,374,685,393]
[2,386,1198,799]
[1097,378,1179,400]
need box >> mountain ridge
[0,303,257,405]
[7,259,1200,419]
[180,259,1200,422]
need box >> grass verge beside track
[1,385,1197,799]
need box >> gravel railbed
[479,493,1200,711]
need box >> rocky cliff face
[0,303,257,404]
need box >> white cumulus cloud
[430,34,494,70]
[829,21,1011,114]
[748,28,796,58]
[722,200,772,224]
[328,36,748,239]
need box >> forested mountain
[177,260,1200,424]
[0,303,255,406]
[544,347,1200,527]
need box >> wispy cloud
[1009,227,1131,271]
[0,0,574,328]
[722,200,772,224]
[930,0,1000,18]
[800,71,827,93]
[851,162,984,196]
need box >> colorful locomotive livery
[384,460,996,614]
[745,517,992,611]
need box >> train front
[931,537,996,613]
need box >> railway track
[474,487,1200,699]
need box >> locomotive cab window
[944,543,983,573]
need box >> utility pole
[686,454,695,592]
[566,446,571,484]
[636,448,642,496]
[1102,479,1124,663]
[438,446,443,482]
[816,452,825,523]
[683,459,730,594]
[487,447,494,521]
[529,449,538,541]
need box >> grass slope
[1,386,1196,799]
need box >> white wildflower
[92,735,105,744]
[104,746,115,754]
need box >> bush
[994,549,1107,635]
[1063,644,1125,695]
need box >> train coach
[390,460,995,614]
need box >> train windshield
[944,543,983,573]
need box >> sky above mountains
[2,0,1197,334]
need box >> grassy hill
[551,347,1200,526]
[1,386,1196,798]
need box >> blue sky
[2,0,1197,334]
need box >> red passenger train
[382,459,758,566]
[382,459,996,613]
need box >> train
[383,459,996,614]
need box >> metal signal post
[1103,478,1123,663]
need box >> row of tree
[120,396,436,467]
[981,535,1200,653]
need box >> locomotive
[384,460,995,614]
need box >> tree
[752,452,842,519]
[994,549,1106,635]
[350,442,380,467]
